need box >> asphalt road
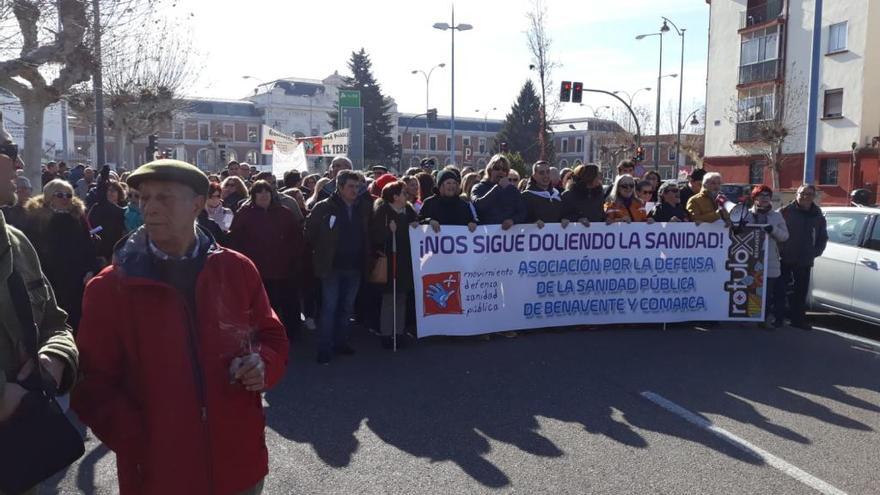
[45,315,880,494]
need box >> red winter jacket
[72,227,289,495]
[229,202,304,281]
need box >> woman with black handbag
[370,180,418,349]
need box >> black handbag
[0,268,85,494]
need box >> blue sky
[179,0,710,129]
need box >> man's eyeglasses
[53,192,73,199]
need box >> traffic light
[635,146,645,162]
[146,134,158,161]
[560,81,572,102]
[427,108,438,123]
[572,82,584,103]
[219,145,227,162]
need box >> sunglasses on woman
[618,183,634,190]
[53,192,73,199]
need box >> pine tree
[328,49,396,165]
[494,80,553,166]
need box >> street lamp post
[637,21,669,170]
[580,104,611,118]
[613,87,651,132]
[434,7,472,166]
[476,107,497,132]
[662,17,686,179]
[412,63,446,129]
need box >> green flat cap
[127,159,210,196]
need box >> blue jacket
[471,180,527,225]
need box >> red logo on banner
[263,139,275,152]
[422,272,462,316]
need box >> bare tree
[68,21,197,167]
[0,0,166,188]
[726,72,807,192]
[525,0,558,163]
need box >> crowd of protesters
[1,107,830,492]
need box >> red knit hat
[373,173,398,195]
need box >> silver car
[809,206,880,325]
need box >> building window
[198,123,210,141]
[227,151,237,163]
[824,89,843,118]
[429,136,437,151]
[247,126,259,143]
[223,123,235,140]
[819,158,839,185]
[576,138,583,153]
[463,136,471,147]
[446,137,451,151]
[668,146,677,161]
[559,159,569,168]
[562,139,569,153]
[479,137,486,154]
[412,134,420,150]
[829,22,847,53]
[173,122,184,140]
[749,160,765,184]
[736,85,777,140]
[196,148,211,168]
[245,150,259,164]
[739,25,780,84]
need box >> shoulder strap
[7,267,38,359]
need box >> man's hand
[646,217,656,224]
[0,383,27,422]
[229,353,266,392]
[578,218,591,228]
[560,219,570,229]
[670,216,681,223]
[409,221,419,229]
[467,222,477,233]
[501,219,514,231]
[388,220,397,233]
[430,220,441,233]
[536,220,545,229]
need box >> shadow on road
[262,322,880,488]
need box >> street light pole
[636,27,667,171]
[412,63,446,130]
[663,17,686,179]
[613,87,651,132]
[92,0,105,168]
[434,8,472,166]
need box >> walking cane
[392,227,398,352]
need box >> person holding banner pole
[370,181,418,350]
[740,185,789,329]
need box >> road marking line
[640,391,848,495]
[811,326,880,349]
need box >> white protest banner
[272,142,308,176]
[261,125,297,155]
[262,125,350,157]
[409,222,769,337]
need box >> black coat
[780,201,828,267]
[418,195,477,226]
[87,201,125,262]
[648,202,689,222]
[560,184,606,222]
[471,180,527,225]
[522,181,563,223]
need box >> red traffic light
[572,82,584,103]
[560,81,572,102]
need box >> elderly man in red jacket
[72,160,289,495]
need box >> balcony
[740,0,784,29]
[735,121,767,142]
[739,59,780,85]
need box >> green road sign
[339,90,361,108]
